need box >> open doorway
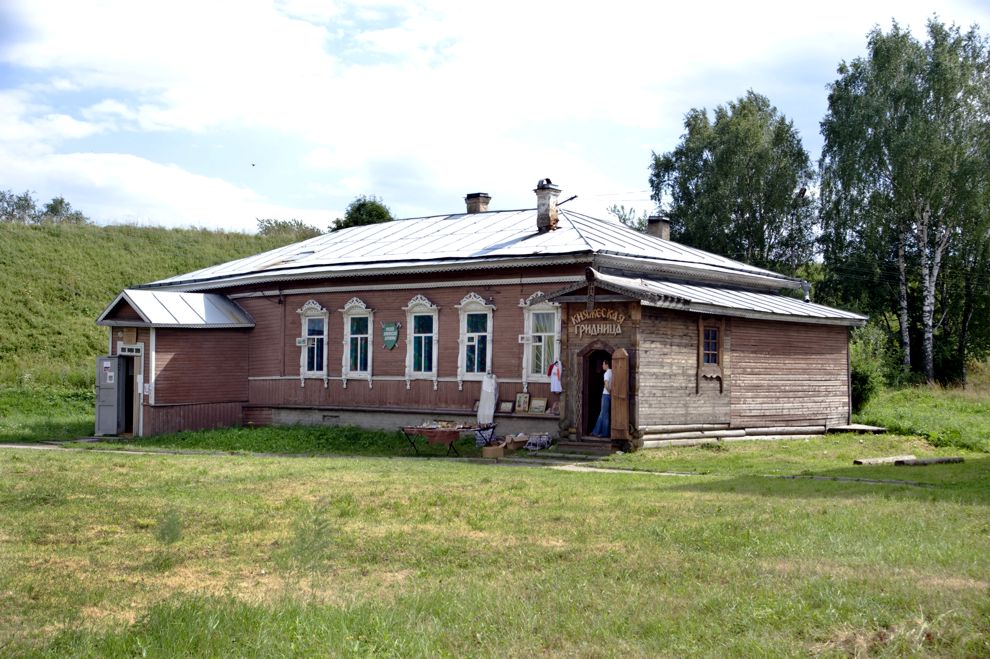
[582,348,612,436]
[119,355,135,435]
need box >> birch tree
[819,20,990,382]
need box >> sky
[2,1,989,233]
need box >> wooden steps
[555,438,615,455]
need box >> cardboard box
[482,445,505,459]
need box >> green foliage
[849,323,891,412]
[256,218,322,241]
[650,90,816,274]
[856,386,990,452]
[0,223,298,386]
[819,19,990,383]
[330,195,393,232]
[0,189,90,225]
[606,204,648,232]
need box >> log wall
[730,319,850,428]
[635,309,731,426]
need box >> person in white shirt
[591,358,612,437]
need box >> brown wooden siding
[105,300,142,322]
[636,309,731,426]
[145,402,244,435]
[249,378,553,415]
[730,319,849,428]
[154,329,250,404]
[242,281,565,410]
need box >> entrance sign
[382,322,401,350]
[570,307,625,337]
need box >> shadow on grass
[0,418,94,444]
[665,455,990,506]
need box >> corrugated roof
[143,209,800,292]
[96,290,255,328]
[585,270,867,326]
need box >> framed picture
[498,400,515,414]
[515,392,530,413]
[473,399,480,412]
[530,397,548,414]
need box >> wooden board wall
[730,318,849,428]
[636,309,731,426]
[153,329,250,404]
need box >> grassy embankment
[1,434,988,656]
[0,223,295,442]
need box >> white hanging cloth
[477,372,498,426]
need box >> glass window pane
[532,312,555,334]
[467,313,487,333]
[424,339,433,372]
[359,339,368,371]
[476,335,487,371]
[350,338,359,370]
[351,316,368,335]
[466,344,477,372]
[414,314,433,334]
[307,318,323,336]
[413,337,423,371]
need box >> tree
[819,20,990,383]
[607,204,648,232]
[256,218,322,241]
[38,196,89,225]
[649,91,816,274]
[0,189,39,224]
[0,190,90,225]
[330,195,393,232]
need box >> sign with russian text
[382,322,400,350]
[570,307,625,338]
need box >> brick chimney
[465,192,491,214]
[534,178,561,233]
[646,214,670,240]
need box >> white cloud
[1,0,988,229]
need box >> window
[465,312,489,373]
[455,292,495,386]
[520,294,560,392]
[297,299,329,385]
[341,297,373,384]
[403,295,439,386]
[307,317,326,371]
[703,327,719,364]
[412,314,434,373]
[349,316,369,372]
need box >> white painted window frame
[297,299,329,388]
[455,292,495,390]
[519,292,561,393]
[341,297,373,388]
[403,294,439,390]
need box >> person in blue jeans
[591,358,612,437]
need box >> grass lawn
[0,386,94,444]
[2,438,988,656]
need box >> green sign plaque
[382,322,400,350]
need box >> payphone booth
[95,355,137,436]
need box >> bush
[849,323,889,413]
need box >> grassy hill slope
[0,223,295,386]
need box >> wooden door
[610,348,629,440]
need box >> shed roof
[96,290,255,328]
[549,269,867,327]
[142,209,801,292]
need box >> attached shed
[96,179,865,450]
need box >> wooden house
[95,180,866,451]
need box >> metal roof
[142,209,801,292]
[578,269,867,327]
[96,290,255,328]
